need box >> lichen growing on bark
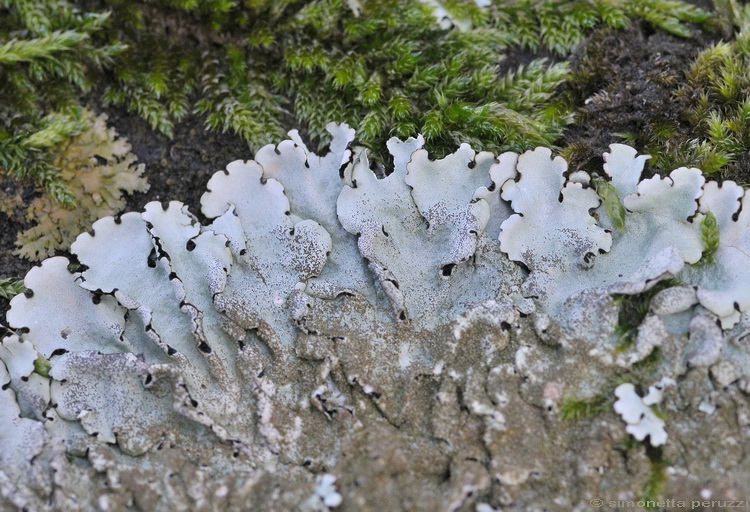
[1,127,749,511]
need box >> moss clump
[488,0,709,55]
[560,393,611,421]
[629,346,663,377]
[0,278,24,301]
[79,0,711,159]
[33,353,52,377]
[593,177,626,230]
[641,447,668,508]
[560,22,711,176]
[98,0,574,160]
[614,280,682,352]
[671,7,750,178]
[567,2,750,182]
[697,210,720,265]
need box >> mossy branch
[0,30,88,64]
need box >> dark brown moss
[559,22,713,177]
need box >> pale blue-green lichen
[1,128,749,511]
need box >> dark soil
[107,110,254,221]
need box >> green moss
[697,211,720,265]
[0,278,25,300]
[613,280,682,352]
[641,447,668,508]
[560,394,611,421]
[57,0,711,160]
[615,435,642,453]
[0,1,124,205]
[266,2,577,158]
[615,428,669,507]
[636,3,750,180]
[630,347,663,375]
[594,178,626,231]
[1,0,715,166]
[488,0,709,55]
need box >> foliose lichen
[1,126,749,511]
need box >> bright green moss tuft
[698,211,721,265]
[594,178,627,231]
[560,394,611,421]
[33,353,52,377]
[0,278,25,301]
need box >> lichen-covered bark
[1,126,750,511]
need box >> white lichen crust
[2,128,750,511]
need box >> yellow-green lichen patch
[14,110,149,261]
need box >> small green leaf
[699,211,720,265]
[33,354,52,378]
[597,180,626,231]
